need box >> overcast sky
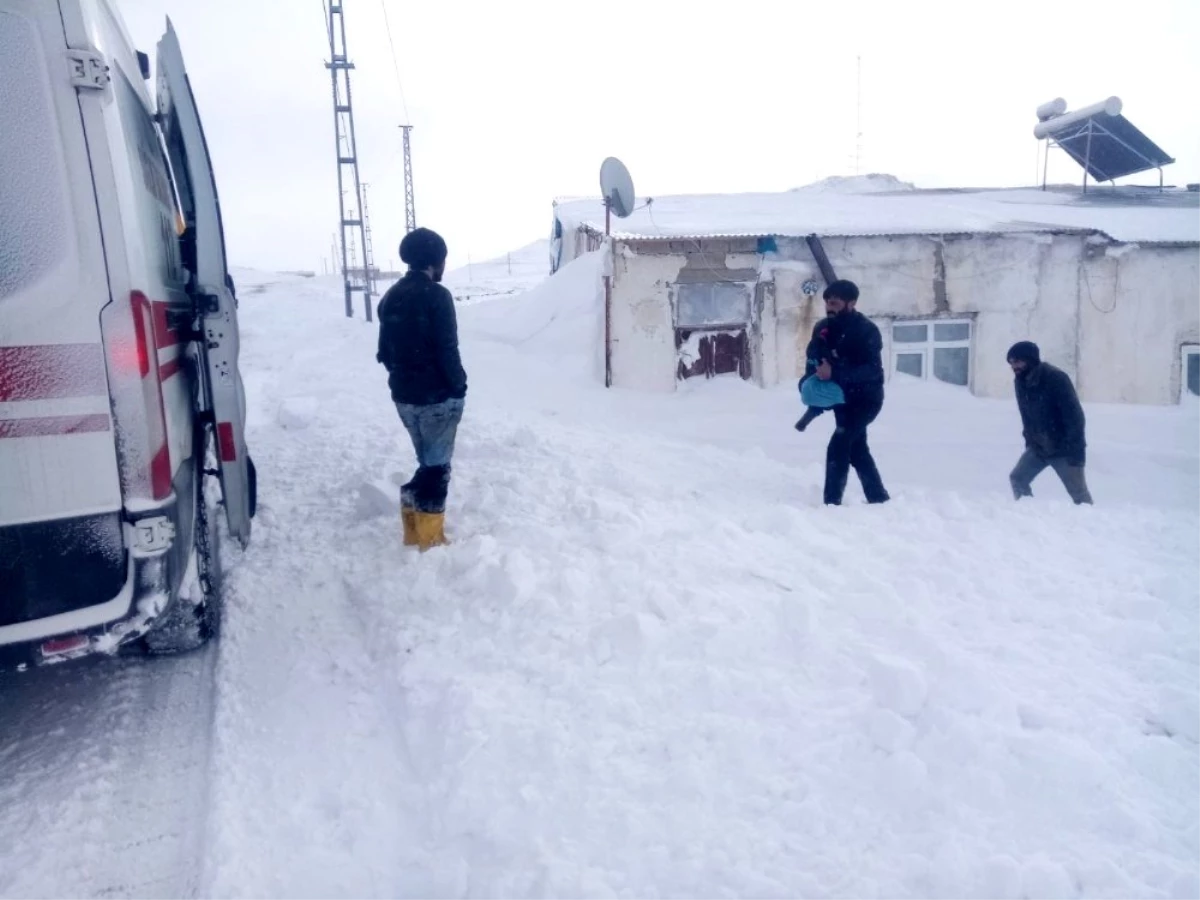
[119,0,1199,274]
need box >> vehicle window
[113,67,186,288]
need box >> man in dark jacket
[376,228,468,549]
[814,280,890,506]
[1007,341,1092,505]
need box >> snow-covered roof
[553,181,1200,245]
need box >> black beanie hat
[1007,341,1041,365]
[399,227,448,270]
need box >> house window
[1183,345,1199,402]
[674,282,753,383]
[676,282,751,329]
[891,319,972,387]
[896,353,924,378]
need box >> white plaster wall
[820,235,938,317]
[804,236,936,392]
[611,234,1197,404]
[944,235,1081,399]
[609,247,683,392]
[769,267,822,385]
[770,234,1084,400]
[726,252,760,270]
[1078,245,1200,404]
[1076,250,1121,401]
[751,279,775,388]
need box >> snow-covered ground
[218,254,1200,897]
[2,248,1197,898]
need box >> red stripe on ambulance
[0,345,107,401]
[0,414,111,439]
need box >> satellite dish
[600,157,636,218]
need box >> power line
[379,0,411,124]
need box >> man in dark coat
[376,228,468,549]
[814,280,890,506]
[1007,341,1092,505]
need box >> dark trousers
[1010,449,1093,505]
[824,390,889,505]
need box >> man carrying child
[795,280,891,506]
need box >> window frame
[673,281,753,331]
[890,317,973,387]
[1182,343,1200,403]
[113,65,188,288]
[894,349,927,380]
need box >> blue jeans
[395,397,463,513]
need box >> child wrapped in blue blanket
[795,316,845,432]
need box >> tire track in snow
[200,433,464,896]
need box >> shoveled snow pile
[275,396,317,430]
[189,250,1198,896]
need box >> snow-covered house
[551,177,1200,405]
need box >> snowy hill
[791,173,919,193]
[442,239,550,307]
[3,247,1197,898]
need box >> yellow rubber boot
[401,506,418,547]
[412,511,448,552]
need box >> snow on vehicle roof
[553,177,1200,245]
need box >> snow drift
[459,249,604,383]
[197,248,1198,898]
[5,245,1196,900]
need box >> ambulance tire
[143,424,223,655]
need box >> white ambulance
[0,0,254,666]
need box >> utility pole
[400,124,416,233]
[325,2,375,321]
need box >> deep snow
[211,254,1199,897]
[2,248,1198,899]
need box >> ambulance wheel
[143,424,223,654]
[248,455,257,518]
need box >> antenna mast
[325,2,375,321]
[855,55,863,175]
[401,125,416,233]
[379,0,417,233]
[362,182,377,295]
